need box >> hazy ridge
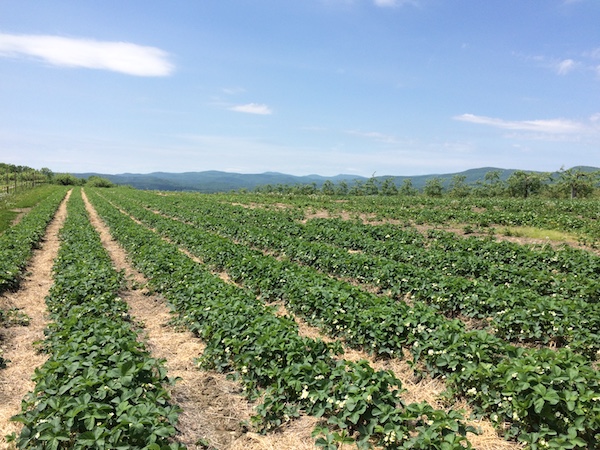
[74,166,599,193]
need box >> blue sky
[1,0,599,176]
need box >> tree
[86,176,114,188]
[364,175,379,195]
[399,179,417,196]
[448,175,470,198]
[53,173,84,186]
[274,183,287,194]
[506,171,547,198]
[321,180,335,195]
[40,167,53,180]
[255,184,273,193]
[348,180,365,196]
[483,170,505,197]
[556,167,597,199]
[300,183,318,195]
[380,178,398,196]
[335,180,349,195]
[423,177,443,197]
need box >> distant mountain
[74,170,366,192]
[73,166,599,193]
[379,167,516,189]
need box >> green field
[1,186,600,449]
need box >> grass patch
[0,210,19,233]
[0,185,57,233]
[501,226,578,242]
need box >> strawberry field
[2,186,600,449]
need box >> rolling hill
[73,166,598,193]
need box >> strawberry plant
[115,188,600,358]
[94,187,600,449]
[10,189,184,449]
[0,186,68,294]
[87,188,475,449]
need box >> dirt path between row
[81,190,319,449]
[0,190,71,448]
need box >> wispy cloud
[516,53,580,76]
[229,103,273,115]
[582,48,600,77]
[346,130,401,144]
[556,58,576,75]
[322,0,418,10]
[222,87,246,95]
[517,49,600,78]
[0,32,174,76]
[586,48,600,60]
[454,113,587,134]
[373,0,418,7]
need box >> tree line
[0,163,54,194]
[2,162,597,199]
[0,163,114,194]
[252,168,600,199]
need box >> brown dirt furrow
[9,208,32,227]
[81,190,318,449]
[0,190,71,448]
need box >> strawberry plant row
[0,186,68,294]
[149,190,600,302]
[98,188,600,449]
[207,213,600,358]
[10,189,184,450]
[104,188,599,299]
[86,189,476,449]
[302,220,600,297]
[233,197,599,354]
[0,186,67,369]
[105,189,600,359]
[256,194,600,240]
[226,192,600,241]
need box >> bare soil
[8,208,32,227]
[0,190,71,448]
[297,206,597,253]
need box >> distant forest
[72,166,600,199]
[2,163,600,199]
[251,167,600,199]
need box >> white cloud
[346,130,401,144]
[454,113,586,134]
[323,0,418,9]
[519,49,600,79]
[0,32,173,76]
[556,58,576,75]
[587,48,600,60]
[229,103,273,115]
[373,0,418,6]
[222,87,246,95]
